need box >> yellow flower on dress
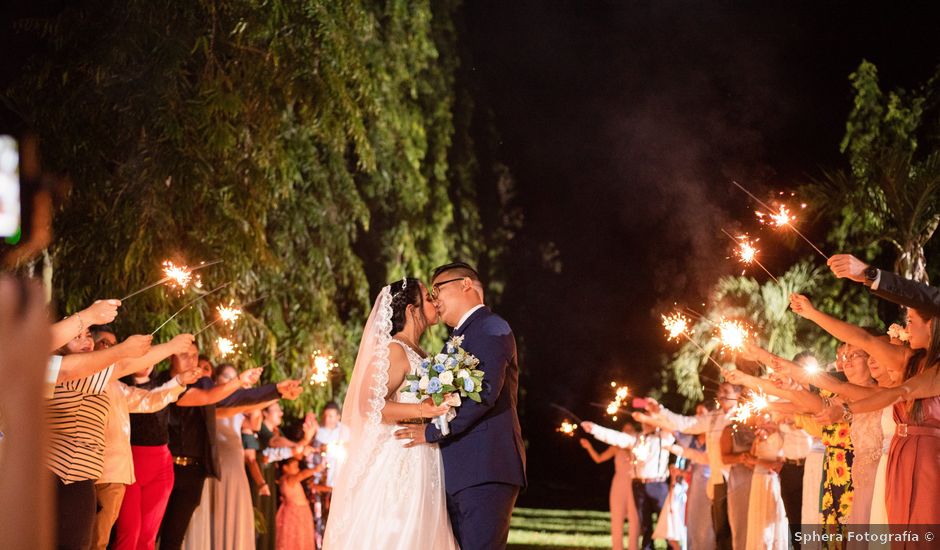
[822,491,833,511]
[839,491,854,518]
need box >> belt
[173,456,201,467]
[784,458,806,466]
[896,424,940,438]
[634,477,668,484]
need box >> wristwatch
[841,402,854,423]
[863,265,879,287]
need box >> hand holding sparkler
[580,421,595,434]
[827,254,870,284]
[166,333,196,356]
[276,379,304,400]
[175,367,202,386]
[238,367,263,388]
[117,334,153,359]
[81,299,122,326]
[788,293,817,319]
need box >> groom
[395,262,527,549]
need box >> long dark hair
[388,277,425,335]
[904,308,940,423]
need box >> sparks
[325,441,348,464]
[605,385,630,418]
[217,337,236,356]
[735,238,758,265]
[309,350,338,386]
[557,420,577,437]
[756,205,796,228]
[662,312,691,341]
[162,260,201,291]
[732,390,769,424]
[717,319,749,352]
[217,303,243,325]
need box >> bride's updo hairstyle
[389,277,426,335]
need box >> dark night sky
[460,1,940,507]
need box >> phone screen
[0,135,20,239]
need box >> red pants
[115,445,175,550]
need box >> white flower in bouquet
[457,368,469,379]
[439,370,454,385]
[418,375,429,391]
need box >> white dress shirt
[590,424,674,481]
[778,422,813,461]
[316,423,351,486]
[97,377,186,485]
[654,408,734,498]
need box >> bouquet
[401,335,484,435]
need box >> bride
[323,278,459,549]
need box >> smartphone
[632,397,649,409]
[0,135,19,239]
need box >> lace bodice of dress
[851,410,884,465]
[390,339,424,405]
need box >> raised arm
[56,334,152,383]
[828,254,940,317]
[175,367,262,407]
[113,334,194,379]
[579,439,618,464]
[581,422,638,448]
[790,293,908,373]
[723,367,826,413]
[50,299,121,352]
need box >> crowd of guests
[579,254,940,550]
[0,279,349,550]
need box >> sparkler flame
[217,303,242,325]
[162,261,194,289]
[662,313,691,341]
[732,390,769,424]
[735,237,758,265]
[217,337,236,356]
[325,441,348,464]
[309,350,338,386]
[756,205,796,227]
[605,384,630,420]
[557,420,577,436]
[717,319,749,351]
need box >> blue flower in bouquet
[463,377,475,393]
[446,342,455,354]
[409,381,420,393]
[444,357,457,368]
[428,378,443,393]
[433,363,445,373]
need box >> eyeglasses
[430,277,465,299]
[840,351,868,362]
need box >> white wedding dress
[323,287,458,550]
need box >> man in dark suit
[395,262,526,550]
[828,254,940,316]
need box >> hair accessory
[401,276,408,292]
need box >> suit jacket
[873,270,940,317]
[168,376,280,479]
[425,307,527,493]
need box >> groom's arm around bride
[399,262,526,550]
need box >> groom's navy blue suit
[425,306,527,550]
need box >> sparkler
[721,229,780,283]
[731,181,829,261]
[325,442,348,464]
[216,337,237,357]
[662,312,726,370]
[120,259,222,301]
[307,350,339,386]
[557,420,578,436]
[732,390,770,424]
[151,282,230,335]
[605,383,630,421]
[193,302,245,336]
[716,319,750,352]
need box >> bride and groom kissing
[322,262,527,549]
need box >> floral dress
[820,420,854,528]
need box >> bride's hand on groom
[394,425,428,448]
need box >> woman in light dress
[580,424,640,550]
[323,278,458,549]
[746,418,789,550]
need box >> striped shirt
[44,359,114,484]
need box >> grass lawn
[508,507,668,549]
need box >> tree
[6,0,493,412]
[807,60,940,282]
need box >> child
[276,458,326,550]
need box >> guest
[157,345,302,550]
[745,417,788,550]
[653,460,689,550]
[89,326,198,550]
[580,423,640,550]
[46,324,153,550]
[314,402,350,487]
[276,458,326,550]
[667,405,714,550]
[582,420,675,550]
